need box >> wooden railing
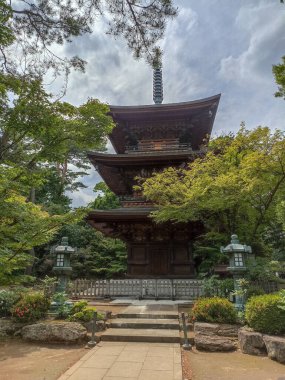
[125,143,193,154]
[69,278,204,300]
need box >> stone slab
[110,318,179,329]
[194,322,240,337]
[101,328,181,343]
[57,341,182,380]
[195,332,237,352]
[116,305,178,319]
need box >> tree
[0,74,114,199]
[35,184,127,279]
[90,182,120,210]
[0,0,177,81]
[70,227,127,279]
[0,75,114,283]
[139,127,285,247]
[0,185,85,284]
[273,56,285,99]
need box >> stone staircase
[100,305,181,343]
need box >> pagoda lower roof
[109,94,221,154]
[87,208,155,222]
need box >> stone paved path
[57,342,182,380]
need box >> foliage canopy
[0,75,114,284]
[140,126,285,245]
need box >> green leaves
[0,75,114,285]
[273,56,285,99]
[0,1,14,47]
[91,182,120,210]
[141,127,285,243]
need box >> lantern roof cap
[52,237,75,253]
[221,234,252,254]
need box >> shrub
[0,290,21,317]
[191,297,238,324]
[202,276,234,298]
[245,293,285,334]
[12,292,50,323]
[52,292,71,319]
[40,276,58,298]
[218,278,235,297]
[278,289,285,311]
[69,300,88,315]
[246,285,264,300]
[68,306,100,322]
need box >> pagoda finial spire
[153,66,163,104]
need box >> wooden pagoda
[86,94,220,278]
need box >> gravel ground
[184,348,285,380]
[0,338,87,380]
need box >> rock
[194,322,240,337]
[21,322,87,343]
[238,328,266,355]
[263,335,285,364]
[194,332,237,351]
[0,319,25,337]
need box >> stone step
[116,313,178,320]
[100,328,181,343]
[109,318,180,330]
[115,305,179,320]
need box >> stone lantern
[221,234,253,310]
[51,237,75,292]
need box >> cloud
[219,2,285,84]
[56,0,285,206]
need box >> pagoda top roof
[109,94,221,115]
[109,94,221,154]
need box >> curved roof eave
[109,94,221,114]
[87,150,201,167]
[108,94,221,154]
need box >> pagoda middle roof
[108,94,221,154]
[88,151,198,195]
[88,150,200,167]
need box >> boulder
[0,319,25,337]
[21,322,87,343]
[194,332,237,351]
[263,335,285,364]
[194,322,240,337]
[238,328,266,355]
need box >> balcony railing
[125,143,193,154]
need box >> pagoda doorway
[150,246,169,276]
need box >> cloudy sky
[60,0,285,206]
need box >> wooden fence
[67,278,280,301]
[69,279,204,300]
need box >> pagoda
[87,68,220,278]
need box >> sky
[58,0,285,207]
